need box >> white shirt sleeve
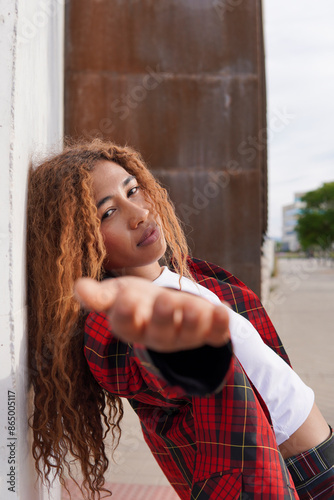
[154,267,314,445]
[226,308,314,445]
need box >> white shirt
[154,266,314,445]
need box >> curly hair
[26,138,190,498]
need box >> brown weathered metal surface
[65,0,267,296]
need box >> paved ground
[265,257,334,424]
[63,257,334,499]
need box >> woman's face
[91,160,166,280]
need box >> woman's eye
[101,208,115,221]
[128,186,139,197]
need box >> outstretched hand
[74,276,230,352]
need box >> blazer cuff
[135,341,233,396]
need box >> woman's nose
[128,204,149,229]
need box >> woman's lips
[137,225,160,247]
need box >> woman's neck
[112,261,163,281]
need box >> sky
[262,0,334,239]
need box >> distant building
[281,192,306,251]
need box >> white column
[0,1,64,498]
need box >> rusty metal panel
[65,0,267,295]
[66,73,261,171]
[66,1,260,74]
[158,168,262,292]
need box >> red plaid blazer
[84,258,299,499]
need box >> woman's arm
[279,403,331,459]
[75,275,231,352]
[77,276,233,396]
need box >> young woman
[27,139,333,499]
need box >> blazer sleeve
[84,310,233,397]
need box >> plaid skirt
[285,427,334,499]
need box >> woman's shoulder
[187,257,291,365]
[186,257,255,300]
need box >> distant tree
[296,182,334,252]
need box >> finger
[144,291,180,350]
[74,278,117,311]
[177,298,209,347]
[109,289,151,344]
[148,293,214,351]
[205,305,230,347]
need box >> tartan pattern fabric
[191,454,295,499]
[285,427,334,499]
[84,258,299,499]
[186,257,291,365]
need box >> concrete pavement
[265,257,334,424]
[63,256,334,498]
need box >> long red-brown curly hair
[26,139,190,499]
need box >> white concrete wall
[0,1,64,498]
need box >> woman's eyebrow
[96,175,136,209]
[123,175,136,187]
